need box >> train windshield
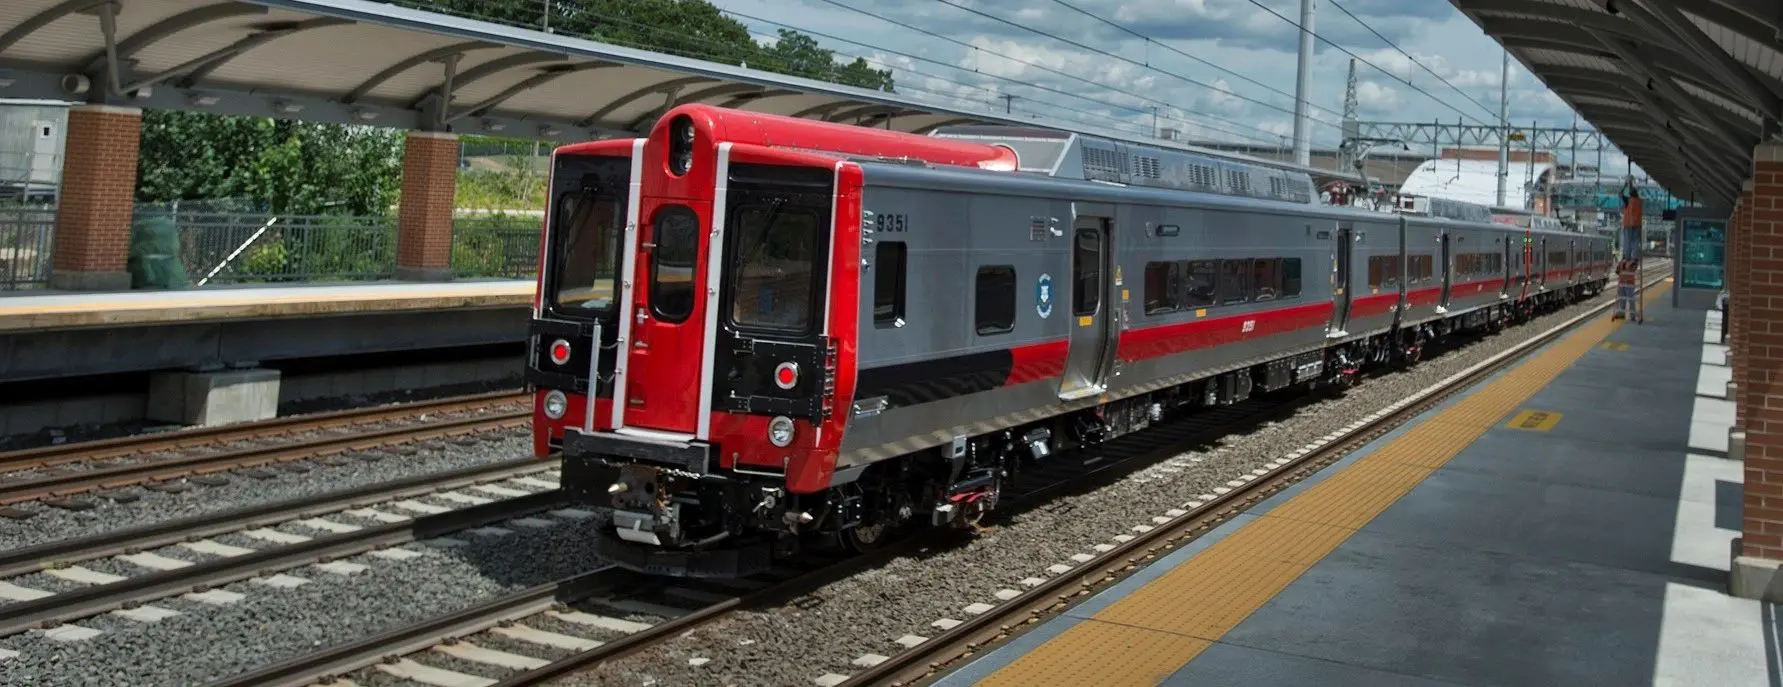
[550,182,624,313]
[727,202,821,333]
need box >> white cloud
[711,0,1649,178]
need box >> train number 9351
[873,212,909,233]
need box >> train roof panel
[931,126,1318,207]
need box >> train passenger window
[1072,229,1101,316]
[728,204,820,333]
[1183,260,1216,307]
[1144,262,1180,314]
[873,242,907,328]
[1218,259,1249,305]
[1369,255,1400,288]
[648,204,701,323]
[975,265,1017,336]
[1282,258,1302,298]
[1252,259,1280,301]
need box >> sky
[706,0,1635,175]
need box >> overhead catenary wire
[766,1,1291,144]
[1238,0,1494,126]
[928,0,1349,136]
[1326,0,1499,120]
[1042,0,1348,122]
[726,22,1282,147]
[422,1,1271,144]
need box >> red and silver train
[527,104,1611,577]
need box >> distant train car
[525,105,1610,577]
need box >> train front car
[529,138,639,459]
[541,106,1019,578]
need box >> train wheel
[845,522,891,552]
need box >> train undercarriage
[563,283,1603,578]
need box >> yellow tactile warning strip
[976,281,1674,687]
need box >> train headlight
[543,390,568,420]
[768,416,795,447]
[548,338,572,366]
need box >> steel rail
[0,410,530,505]
[0,456,559,579]
[842,269,1669,686]
[0,390,527,471]
[0,490,569,638]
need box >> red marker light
[774,362,799,390]
[549,339,572,366]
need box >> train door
[1329,222,1354,336]
[1500,235,1513,297]
[1536,238,1548,289]
[615,194,708,436]
[1439,230,1453,309]
[1567,239,1576,284]
[1059,211,1117,401]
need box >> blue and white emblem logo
[1036,272,1054,319]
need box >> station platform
[935,284,1778,686]
[0,279,533,332]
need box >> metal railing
[172,213,401,285]
[452,214,542,280]
[0,206,546,291]
[0,205,53,290]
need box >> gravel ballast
[547,290,1649,687]
[0,429,532,553]
[0,504,611,687]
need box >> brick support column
[1734,143,1783,600]
[1735,183,1754,427]
[49,105,141,291]
[396,130,458,282]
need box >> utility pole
[1291,0,1317,167]
[1495,48,1509,208]
[999,94,1016,114]
[1151,106,1159,138]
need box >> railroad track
[840,270,1673,687]
[0,391,531,507]
[4,270,1659,686]
[0,458,568,639]
[193,390,1319,687]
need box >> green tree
[137,0,896,217]
[136,111,402,216]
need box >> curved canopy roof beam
[80,3,269,73]
[410,51,568,107]
[455,62,620,120]
[825,104,901,123]
[721,89,799,109]
[674,83,772,106]
[0,0,112,56]
[913,117,980,134]
[1507,37,1767,125]
[344,40,501,104]
[860,108,926,128]
[576,75,716,128]
[1590,30,1759,157]
[174,17,356,89]
[1614,0,1781,120]
[791,101,860,119]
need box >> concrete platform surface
[935,293,1779,686]
[0,280,533,332]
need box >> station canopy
[1451,0,1783,209]
[0,0,1352,183]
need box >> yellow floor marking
[976,283,1673,687]
[1505,409,1563,432]
[1601,342,1631,351]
